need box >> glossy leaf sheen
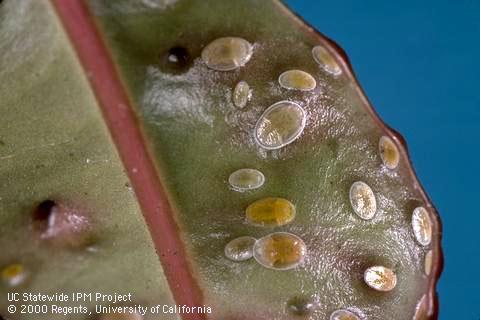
[0,0,440,319]
[88,1,439,319]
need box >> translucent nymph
[201,37,253,71]
[286,296,316,316]
[254,101,306,150]
[424,250,433,276]
[330,309,360,320]
[364,266,397,292]
[253,232,306,270]
[312,45,342,76]
[246,197,295,227]
[232,81,250,109]
[412,206,432,246]
[278,70,316,91]
[413,295,428,320]
[228,168,265,192]
[224,236,256,262]
[349,181,377,220]
[1,263,27,287]
[379,135,400,169]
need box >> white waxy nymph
[349,181,377,220]
[278,70,316,91]
[379,135,400,169]
[224,236,257,262]
[330,309,360,320]
[228,168,265,192]
[232,81,251,109]
[412,206,432,246]
[364,265,397,292]
[201,37,253,71]
[312,45,342,76]
[254,101,306,150]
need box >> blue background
[285,1,480,319]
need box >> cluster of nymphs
[200,37,433,319]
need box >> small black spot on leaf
[160,46,192,74]
[33,200,56,221]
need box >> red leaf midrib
[51,1,206,319]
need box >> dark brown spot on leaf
[160,46,192,74]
